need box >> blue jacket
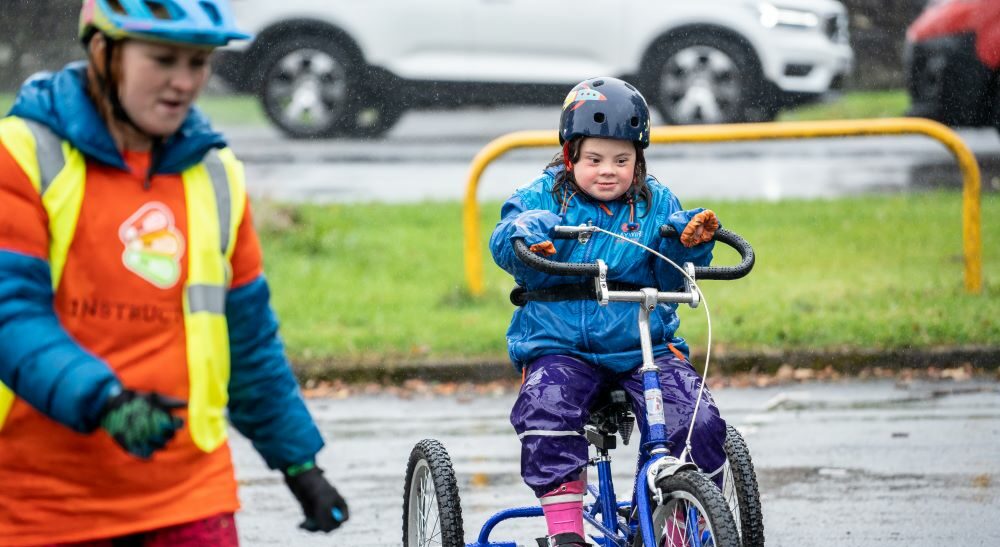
[490,167,715,372]
[0,63,322,469]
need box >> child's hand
[511,210,562,249]
[529,241,557,256]
[680,210,719,247]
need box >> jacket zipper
[578,200,618,357]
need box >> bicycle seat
[585,389,635,450]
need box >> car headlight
[757,2,821,29]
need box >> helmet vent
[199,2,223,25]
[593,79,605,87]
[142,1,177,20]
[624,82,637,91]
[107,0,128,15]
[594,112,606,123]
[630,116,639,127]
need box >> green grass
[778,90,910,121]
[256,192,1000,367]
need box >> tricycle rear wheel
[402,439,465,546]
[722,425,765,547]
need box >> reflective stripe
[187,284,226,314]
[181,149,247,453]
[203,149,231,255]
[218,148,246,263]
[517,430,583,440]
[538,493,585,505]
[22,120,66,195]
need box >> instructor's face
[118,41,211,137]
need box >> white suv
[216,0,853,138]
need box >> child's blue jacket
[490,166,715,372]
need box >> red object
[38,513,239,547]
[908,0,1000,68]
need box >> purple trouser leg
[619,353,728,486]
[511,353,727,498]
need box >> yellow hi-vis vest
[0,116,246,453]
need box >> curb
[292,345,1000,384]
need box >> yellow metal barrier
[463,118,982,295]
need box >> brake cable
[586,227,712,465]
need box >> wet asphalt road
[223,106,1000,204]
[230,377,1000,546]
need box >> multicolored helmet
[79,0,250,47]
[559,77,651,149]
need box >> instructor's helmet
[559,77,651,149]
[79,0,250,46]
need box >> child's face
[573,138,636,201]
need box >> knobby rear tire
[723,425,765,547]
[402,439,465,547]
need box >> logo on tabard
[119,202,185,288]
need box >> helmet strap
[562,142,573,172]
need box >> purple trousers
[511,353,727,497]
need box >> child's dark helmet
[559,77,651,149]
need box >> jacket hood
[7,61,226,174]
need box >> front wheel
[649,470,740,547]
[722,426,765,547]
[402,439,465,547]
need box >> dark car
[904,0,1000,130]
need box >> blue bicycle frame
[467,284,701,547]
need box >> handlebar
[659,226,755,280]
[511,225,755,280]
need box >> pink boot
[538,478,589,546]
[661,507,687,547]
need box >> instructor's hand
[100,390,185,459]
[284,465,350,533]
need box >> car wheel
[646,35,776,125]
[257,35,359,139]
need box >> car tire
[256,34,360,139]
[645,34,777,125]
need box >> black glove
[99,389,185,459]
[284,465,350,532]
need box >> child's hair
[547,137,652,211]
